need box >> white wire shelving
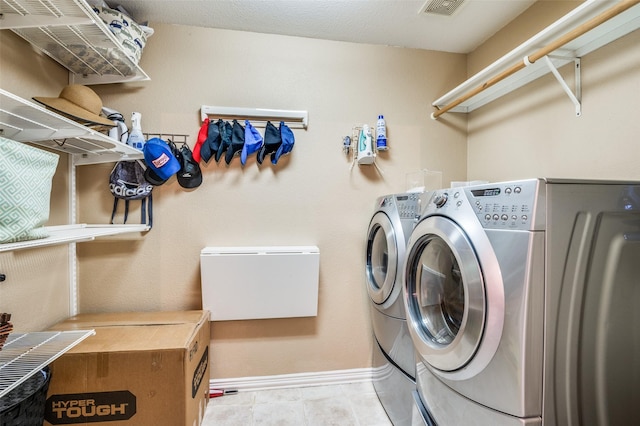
[0,89,150,252]
[0,0,149,84]
[0,330,95,398]
[0,88,143,165]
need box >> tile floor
[202,381,393,426]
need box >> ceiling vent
[419,0,467,17]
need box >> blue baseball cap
[271,122,295,165]
[143,137,180,185]
[241,120,263,165]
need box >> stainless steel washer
[366,192,425,426]
[405,178,640,425]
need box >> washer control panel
[393,193,422,220]
[433,193,448,208]
[465,180,539,230]
[426,180,540,231]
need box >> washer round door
[366,211,402,306]
[404,215,487,372]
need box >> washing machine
[404,178,640,426]
[366,192,425,426]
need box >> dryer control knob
[434,193,448,208]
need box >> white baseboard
[209,367,374,392]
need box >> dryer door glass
[405,216,486,372]
[416,235,463,345]
[366,212,398,304]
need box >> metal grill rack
[0,330,95,398]
[0,88,143,165]
[0,0,149,84]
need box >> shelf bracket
[531,55,582,117]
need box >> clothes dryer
[404,179,640,426]
[366,192,425,426]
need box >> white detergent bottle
[127,112,145,151]
[376,114,387,151]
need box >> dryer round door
[366,211,401,305]
[404,215,486,372]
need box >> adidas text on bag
[109,160,153,228]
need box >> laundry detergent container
[200,246,320,321]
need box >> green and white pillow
[0,136,59,244]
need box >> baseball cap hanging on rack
[215,121,233,163]
[241,120,263,166]
[192,117,209,163]
[176,143,203,188]
[257,121,282,165]
[201,119,222,163]
[225,120,245,165]
[271,122,295,165]
[143,138,180,185]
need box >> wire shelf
[0,330,95,398]
[0,88,143,165]
[0,0,149,84]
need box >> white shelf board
[0,330,95,398]
[0,88,143,164]
[433,0,640,113]
[0,224,150,253]
[459,55,575,113]
[0,0,149,84]
[201,105,309,130]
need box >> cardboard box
[43,310,210,426]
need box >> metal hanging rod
[432,0,640,119]
[143,133,189,144]
[200,105,308,130]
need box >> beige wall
[0,31,72,331]
[74,25,467,378]
[8,0,634,382]
[467,0,582,74]
[466,0,640,182]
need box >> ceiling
[107,0,538,54]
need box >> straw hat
[33,85,115,127]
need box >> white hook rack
[200,105,308,130]
[143,133,189,144]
